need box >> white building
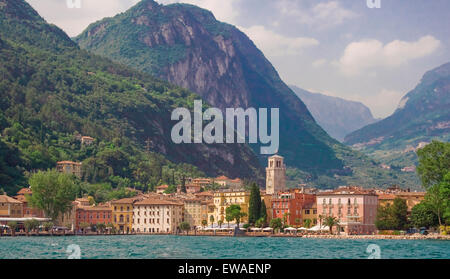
[132,198,184,234]
[265,155,286,194]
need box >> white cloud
[239,25,319,57]
[312,58,327,68]
[157,0,240,24]
[337,35,441,76]
[277,0,357,28]
[349,89,405,118]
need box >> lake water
[0,235,449,259]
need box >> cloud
[277,0,357,28]
[336,35,441,76]
[157,0,240,24]
[312,59,327,68]
[239,25,319,57]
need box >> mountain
[345,62,450,151]
[75,0,347,174]
[290,85,378,141]
[0,0,262,194]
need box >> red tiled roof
[134,198,183,206]
[0,195,23,204]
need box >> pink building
[316,186,378,235]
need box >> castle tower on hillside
[266,155,286,195]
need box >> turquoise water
[0,235,449,259]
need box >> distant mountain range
[345,62,450,151]
[290,86,378,142]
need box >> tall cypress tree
[260,201,267,223]
[248,183,261,224]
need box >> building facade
[111,197,139,233]
[132,199,184,234]
[0,194,23,219]
[265,155,286,195]
[317,186,378,235]
[271,190,316,227]
[75,205,112,230]
[56,161,82,178]
[212,190,250,224]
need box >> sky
[25,0,450,118]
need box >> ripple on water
[1,236,449,259]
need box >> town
[1,154,443,239]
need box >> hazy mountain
[345,62,450,150]
[290,86,378,141]
[0,0,263,194]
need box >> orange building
[75,205,112,230]
[271,189,316,227]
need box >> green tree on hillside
[417,141,450,188]
[28,170,77,221]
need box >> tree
[218,220,223,228]
[28,170,77,222]
[43,222,54,235]
[80,222,90,234]
[180,175,187,193]
[425,184,446,226]
[294,218,301,227]
[318,215,324,229]
[324,216,339,234]
[209,215,215,226]
[248,183,262,225]
[410,202,439,228]
[375,204,394,230]
[417,141,450,189]
[7,221,18,237]
[179,222,191,235]
[226,204,247,228]
[24,219,39,236]
[282,212,291,226]
[225,214,233,228]
[97,223,106,234]
[270,218,283,233]
[255,217,265,228]
[260,201,267,224]
[391,198,409,230]
[201,220,207,227]
[304,219,312,229]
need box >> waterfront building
[262,194,273,223]
[265,155,286,195]
[183,198,203,227]
[271,189,316,227]
[212,190,250,224]
[316,186,378,235]
[14,188,45,218]
[377,190,425,213]
[56,161,82,178]
[0,194,23,219]
[75,204,112,230]
[111,197,142,233]
[302,203,318,227]
[132,198,184,234]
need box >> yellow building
[0,194,23,218]
[212,190,250,225]
[302,203,318,227]
[111,197,139,233]
[183,198,204,227]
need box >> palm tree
[282,212,291,227]
[294,218,301,228]
[318,215,324,229]
[218,220,223,228]
[201,220,207,227]
[324,216,339,235]
[209,215,215,226]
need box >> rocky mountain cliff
[345,62,450,151]
[75,0,346,174]
[290,86,378,142]
[0,0,263,193]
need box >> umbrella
[262,227,273,231]
[251,227,262,231]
